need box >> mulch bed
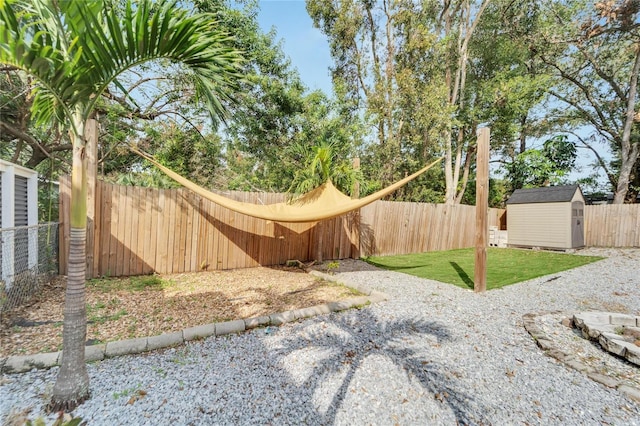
[0,266,357,357]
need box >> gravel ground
[2,248,640,425]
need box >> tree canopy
[2,0,638,209]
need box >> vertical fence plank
[221,206,232,270]
[233,210,246,269]
[247,211,260,268]
[339,216,349,259]
[349,210,360,259]
[107,184,119,277]
[210,201,221,269]
[227,210,239,270]
[175,190,186,273]
[138,187,150,274]
[183,192,194,272]
[131,186,143,275]
[185,192,196,271]
[192,195,202,272]
[91,179,102,278]
[196,197,207,271]
[585,205,596,246]
[434,204,446,251]
[153,189,166,273]
[192,195,201,271]
[179,190,189,272]
[124,186,138,275]
[115,185,125,276]
[621,205,635,246]
[100,182,112,277]
[205,199,216,270]
[122,186,132,276]
[165,189,176,273]
[609,205,620,247]
[417,203,430,253]
[114,185,125,276]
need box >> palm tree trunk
[48,227,90,411]
[48,122,90,412]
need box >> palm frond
[0,0,244,129]
[86,0,244,122]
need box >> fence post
[474,127,489,293]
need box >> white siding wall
[0,160,38,287]
[507,202,571,248]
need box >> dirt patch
[0,266,359,357]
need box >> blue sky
[256,0,333,94]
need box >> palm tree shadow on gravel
[276,309,490,425]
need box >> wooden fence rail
[59,178,638,277]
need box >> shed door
[571,201,584,248]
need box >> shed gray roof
[506,185,582,205]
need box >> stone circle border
[523,311,640,404]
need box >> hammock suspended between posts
[131,148,442,223]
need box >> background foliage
[1,0,638,212]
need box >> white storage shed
[506,185,585,250]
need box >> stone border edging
[0,275,388,374]
[523,312,640,404]
[572,312,640,366]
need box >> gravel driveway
[2,248,640,425]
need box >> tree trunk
[613,43,640,204]
[442,0,489,205]
[48,117,90,412]
[444,128,456,205]
[455,143,476,203]
[613,147,639,204]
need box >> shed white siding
[508,202,571,248]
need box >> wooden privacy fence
[360,201,505,256]
[59,178,506,277]
[59,178,358,277]
[585,204,640,247]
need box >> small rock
[561,317,573,328]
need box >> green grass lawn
[365,248,604,290]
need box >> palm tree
[287,141,365,197]
[0,0,242,411]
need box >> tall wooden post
[85,118,98,278]
[474,127,490,292]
